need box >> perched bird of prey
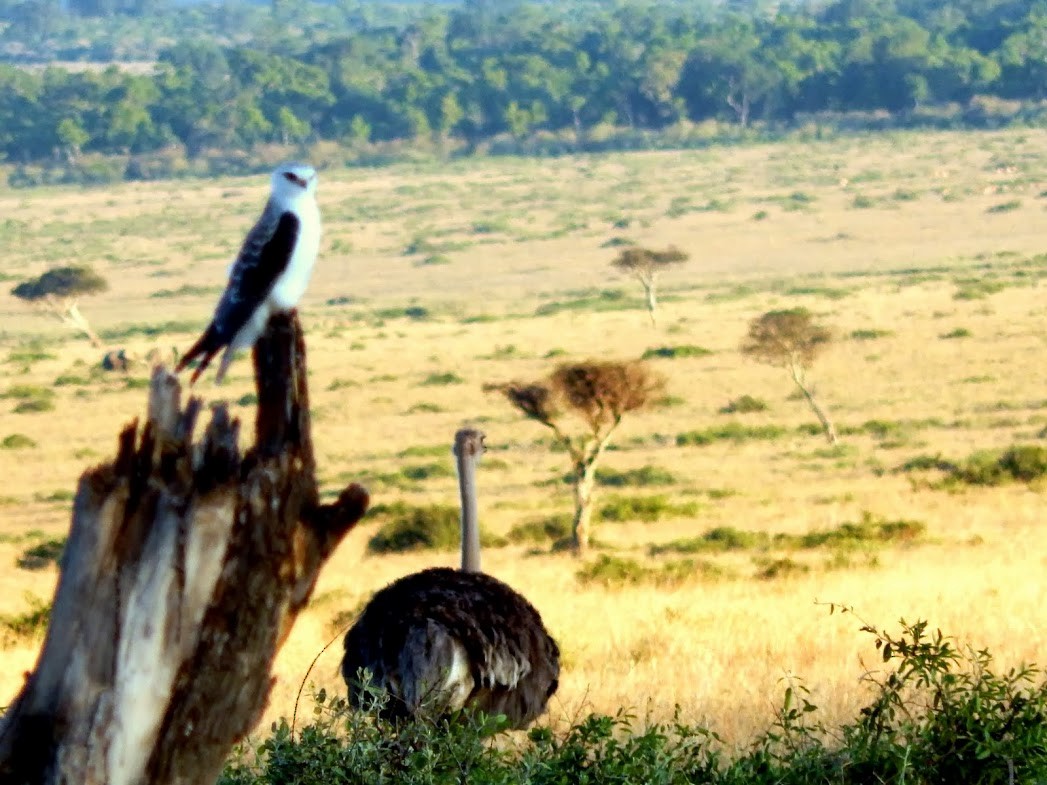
[176,162,321,384]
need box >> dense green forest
[0,0,1044,181]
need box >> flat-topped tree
[11,265,108,347]
[742,307,838,445]
[610,245,688,327]
[491,360,665,554]
[0,312,368,785]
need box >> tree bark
[0,311,368,785]
[790,363,838,446]
[571,459,598,555]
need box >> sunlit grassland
[0,127,1045,746]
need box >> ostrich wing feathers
[343,568,560,728]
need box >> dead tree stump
[0,312,368,785]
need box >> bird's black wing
[176,204,300,381]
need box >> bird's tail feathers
[175,326,222,385]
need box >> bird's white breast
[269,197,321,311]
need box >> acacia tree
[742,307,838,445]
[610,245,688,327]
[11,265,108,347]
[491,360,665,554]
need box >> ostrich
[341,428,560,729]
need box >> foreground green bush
[220,615,1047,784]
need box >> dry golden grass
[0,128,1045,746]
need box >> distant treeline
[0,0,1044,173]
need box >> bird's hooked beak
[282,171,313,188]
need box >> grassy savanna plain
[0,128,1045,750]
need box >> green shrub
[1,433,36,449]
[2,384,53,400]
[677,423,787,446]
[420,372,464,386]
[367,504,461,553]
[506,515,571,544]
[719,395,768,414]
[594,465,677,487]
[576,554,723,588]
[755,557,810,579]
[13,398,54,413]
[399,462,454,482]
[651,526,771,555]
[16,537,66,570]
[0,596,51,642]
[849,328,893,340]
[218,616,1047,785]
[366,504,501,554]
[953,279,1007,300]
[598,495,700,523]
[948,444,1047,486]
[987,199,1021,213]
[940,327,971,339]
[641,345,713,360]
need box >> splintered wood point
[0,312,369,785]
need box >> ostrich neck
[457,450,481,573]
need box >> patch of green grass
[940,327,972,339]
[677,423,787,446]
[755,557,810,580]
[150,283,222,299]
[0,596,51,641]
[535,289,634,317]
[849,328,893,340]
[414,254,451,267]
[953,279,1008,300]
[946,444,1047,487]
[398,444,448,459]
[719,395,768,414]
[100,319,200,340]
[34,489,75,503]
[783,285,851,300]
[594,465,676,487]
[54,373,91,386]
[405,402,444,414]
[576,554,724,588]
[16,537,66,570]
[13,398,54,413]
[641,345,713,360]
[850,194,877,209]
[420,372,464,386]
[986,199,1021,213]
[6,348,56,364]
[373,305,431,322]
[598,494,700,523]
[1,384,53,400]
[327,378,360,391]
[366,504,460,554]
[399,462,454,482]
[506,515,571,545]
[651,514,925,557]
[1,433,36,449]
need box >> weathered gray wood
[0,312,368,785]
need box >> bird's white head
[270,162,318,208]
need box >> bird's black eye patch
[282,172,303,186]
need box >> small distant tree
[611,245,689,327]
[741,307,838,445]
[490,360,666,554]
[11,266,108,347]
